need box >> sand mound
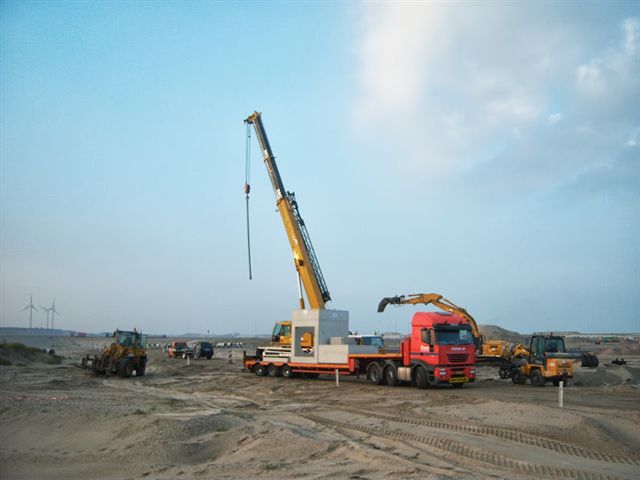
[573,365,640,387]
[0,342,63,366]
[480,325,528,345]
[600,344,640,356]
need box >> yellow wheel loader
[510,334,573,387]
[80,330,147,378]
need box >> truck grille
[447,353,468,363]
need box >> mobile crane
[242,114,476,387]
[244,111,330,348]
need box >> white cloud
[351,6,640,196]
[548,112,563,125]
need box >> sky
[1,1,639,335]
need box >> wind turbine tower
[22,294,38,329]
[40,304,53,329]
[50,299,59,330]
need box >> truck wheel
[414,366,428,389]
[384,364,399,387]
[511,368,526,385]
[117,358,134,378]
[530,369,545,387]
[254,364,267,376]
[281,365,294,378]
[367,363,386,385]
[267,364,281,377]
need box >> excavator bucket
[377,295,409,312]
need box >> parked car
[167,341,189,358]
[187,341,214,359]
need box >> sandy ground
[1,336,639,480]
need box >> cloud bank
[352,4,639,196]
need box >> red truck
[244,311,476,388]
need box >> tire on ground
[530,368,545,387]
[117,358,134,378]
[367,363,386,386]
[413,366,429,389]
[267,364,281,377]
[254,363,268,376]
[281,365,294,378]
[384,364,399,387]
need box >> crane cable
[244,122,252,280]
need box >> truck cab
[403,312,476,386]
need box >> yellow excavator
[244,112,330,348]
[378,293,511,365]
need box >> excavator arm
[378,293,483,341]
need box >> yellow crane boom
[244,111,330,310]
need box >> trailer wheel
[254,364,267,376]
[414,366,429,389]
[281,365,294,378]
[384,364,399,387]
[530,369,545,387]
[368,363,386,386]
[267,364,281,377]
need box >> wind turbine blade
[22,305,30,311]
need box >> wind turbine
[40,304,53,329]
[50,298,59,330]
[22,294,38,329]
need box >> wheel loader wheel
[367,363,386,386]
[414,366,429,389]
[136,363,146,377]
[117,358,134,378]
[511,368,526,385]
[530,369,545,387]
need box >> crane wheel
[413,366,429,389]
[367,363,386,386]
[384,364,399,387]
[267,364,281,377]
[254,364,268,376]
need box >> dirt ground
[1,336,639,480]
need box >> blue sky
[1,1,638,335]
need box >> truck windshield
[434,325,473,345]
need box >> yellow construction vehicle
[80,329,147,377]
[245,112,331,348]
[378,293,511,363]
[509,334,574,386]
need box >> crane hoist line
[243,111,331,310]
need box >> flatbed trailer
[244,352,404,378]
